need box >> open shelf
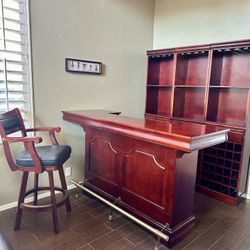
[209,86,249,89]
[147,85,172,88]
[175,52,208,86]
[147,55,174,86]
[173,87,205,121]
[175,85,206,88]
[210,50,250,87]
[207,88,248,127]
[146,87,172,117]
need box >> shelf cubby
[146,87,172,117]
[173,87,205,121]
[210,49,250,87]
[207,88,248,127]
[147,55,174,86]
[175,52,208,86]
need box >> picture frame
[65,58,102,74]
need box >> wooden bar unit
[63,110,228,247]
[146,39,250,205]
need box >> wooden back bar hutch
[145,39,250,205]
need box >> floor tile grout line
[71,217,105,235]
[87,243,95,250]
[227,225,250,250]
[104,223,116,231]
[122,237,137,247]
[183,214,238,250]
[182,219,221,250]
[208,214,250,250]
[208,234,226,250]
[50,226,109,250]
[32,232,41,243]
[76,243,95,250]
[102,217,131,231]
[87,229,118,248]
[125,234,153,248]
[102,237,133,250]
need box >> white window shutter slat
[0,0,32,128]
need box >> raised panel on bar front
[121,147,169,224]
[175,52,208,86]
[88,135,119,197]
[123,149,166,206]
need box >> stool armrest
[3,136,42,144]
[24,139,43,173]
[25,127,61,133]
[2,136,43,173]
[25,127,61,145]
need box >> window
[0,0,33,125]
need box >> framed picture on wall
[65,58,102,74]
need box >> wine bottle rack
[197,141,242,201]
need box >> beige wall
[0,0,155,206]
[154,0,250,49]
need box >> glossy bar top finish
[62,110,229,152]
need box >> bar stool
[0,108,71,233]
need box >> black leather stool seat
[16,145,71,167]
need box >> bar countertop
[62,109,229,152]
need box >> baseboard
[0,184,76,212]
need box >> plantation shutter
[0,0,32,124]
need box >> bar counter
[63,110,229,247]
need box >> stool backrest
[0,108,27,171]
[0,108,26,137]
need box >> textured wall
[154,0,250,48]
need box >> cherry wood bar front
[62,110,229,247]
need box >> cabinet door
[85,129,119,198]
[118,136,175,224]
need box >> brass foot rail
[71,179,169,242]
